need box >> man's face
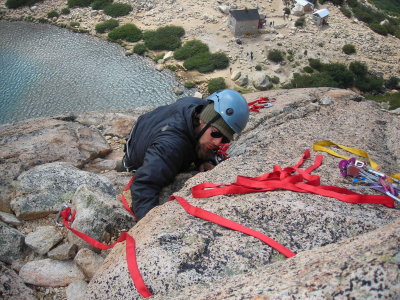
[196,123,228,160]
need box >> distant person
[117,90,250,220]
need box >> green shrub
[174,40,209,60]
[255,65,262,71]
[183,52,214,73]
[346,0,358,8]
[104,2,132,17]
[92,0,112,10]
[209,52,229,69]
[133,43,147,55]
[295,16,306,27]
[208,77,226,94]
[70,21,80,27]
[67,0,93,8]
[349,61,368,77]
[184,81,196,89]
[283,7,290,15]
[368,23,388,35]
[157,25,185,38]
[38,17,48,23]
[267,49,284,63]
[270,76,280,84]
[6,0,42,9]
[342,44,356,54]
[61,7,71,14]
[366,92,400,110]
[340,7,352,18]
[385,77,400,89]
[108,24,142,42]
[143,26,185,51]
[285,72,338,89]
[166,65,177,71]
[303,66,314,73]
[47,10,59,18]
[95,19,119,33]
[308,58,323,70]
[355,75,384,92]
[322,63,354,88]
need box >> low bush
[108,24,142,42]
[323,63,354,88]
[385,77,400,89]
[143,26,185,51]
[67,0,93,8]
[284,72,338,89]
[47,10,59,18]
[355,75,384,92]
[342,44,356,54]
[208,77,226,94]
[183,52,214,73]
[92,0,112,10]
[174,40,209,60]
[349,61,368,77]
[303,66,314,73]
[95,19,119,33]
[6,0,42,9]
[166,65,177,71]
[270,76,280,84]
[295,16,305,27]
[133,43,147,55]
[184,81,196,89]
[255,65,262,71]
[209,52,229,70]
[366,92,400,110]
[104,2,132,17]
[267,49,284,63]
[308,58,323,71]
[70,21,80,28]
[340,7,352,18]
[38,17,48,23]
[368,23,388,35]
[61,7,71,14]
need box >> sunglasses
[210,128,230,143]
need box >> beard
[195,143,215,161]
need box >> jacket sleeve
[130,135,189,220]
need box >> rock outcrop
[0,88,399,299]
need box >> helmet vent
[226,108,234,115]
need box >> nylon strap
[191,149,394,208]
[313,140,400,181]
[59,208,153,298]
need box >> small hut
[228,9,260,36]
[313,8,330,26]
[295,0,314,12]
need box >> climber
[118,89,249,220]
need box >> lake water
[0,20,194,125]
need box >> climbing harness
[248,96,275,112]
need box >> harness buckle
[55,204,70,227]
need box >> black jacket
[125,97,207,220]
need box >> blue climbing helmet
[207,89,249,135]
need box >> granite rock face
[84,88,400,299]
[0,88,399,299]
[0,117,112,212]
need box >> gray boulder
[0,262,37,300]
[67,185,135,251]
[11,162,116,220]
[0,221,26,264]
[0,117,111,213]
[252,72,272,90]
[25,226,63,255]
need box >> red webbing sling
[59,208,153,298]
[192,150,394,208]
